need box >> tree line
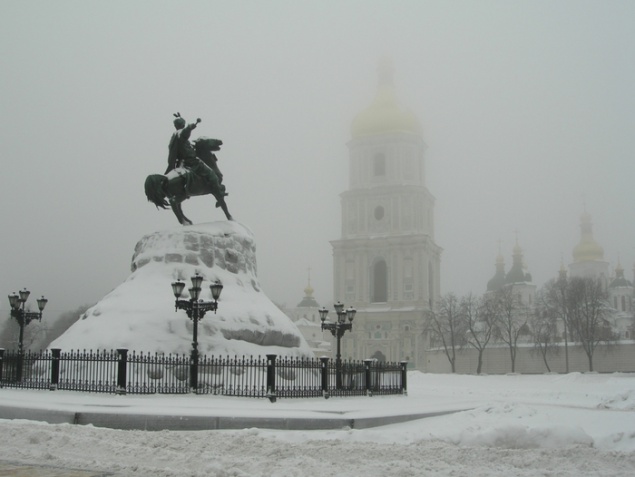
[427,276,629,374]
[0,304,91,351]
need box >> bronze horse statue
[145,137,232,225]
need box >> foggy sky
[2,1,634,319]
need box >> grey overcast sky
[1,1,634,317]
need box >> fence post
[116,349,128,395]
[0,348,4,386]
[265,354,277,403]
[400,361,408,396]
[363,359,373,397]
[189,348,199,394]
[50,349,61,391]
[319,356,330,399]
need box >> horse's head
[144,174,170,209]
[194,137,223,159]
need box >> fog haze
[1,1,634,318]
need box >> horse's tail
[144,174,170,209]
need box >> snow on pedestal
[50,221,314,358]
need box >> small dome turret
[487,248,506,292]
[610,260,632,288]
[506,238,532,284]
[296,269,319,308]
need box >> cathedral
[486,238,536,307]
[486,210,634,340]
[568,210,633,339]
[330,59,442,369]
[569,210,610,283]
[283,272,330,357]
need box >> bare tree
[492,285,529,373]
[462,293,494,374]
[0,311,47,351]
[567,277,611,371]
[0,304,90,351]
[530,287,560,372]
[427,293,466,373]
[539,276,572,372]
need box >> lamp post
[8,289,47,381]
[319,302,356,390]
[171,273,223,391]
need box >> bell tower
[331,59,442,369]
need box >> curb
[0,404,467,431]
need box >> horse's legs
[177,203,193,225]
[170,198,193,225]
[215,196,233,221]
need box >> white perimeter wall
[424,342,635,374]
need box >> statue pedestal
[51,221,313,357]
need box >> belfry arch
[371,259,388,303]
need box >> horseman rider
[165,113,219,196]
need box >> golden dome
[351,58,422,138]
[573,241,604,262]
[304,282,314,297]
[572,211,604,262]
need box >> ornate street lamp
[320,301,356,389]
[8,288,47,381]
[171,273,223,391]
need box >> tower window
[374,206,385,220]
[372,259,388,303]
[373,153,386,176]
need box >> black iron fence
[0,348,407,401]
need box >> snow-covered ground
[1,371,635,476]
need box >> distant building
[567,210,633,331]
[558,210,633,341]
[569,210,610,285]
[283,271,331,357]
[608,261,634,339]
[486,238,536,308]
[331,58,442,369]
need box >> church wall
[332,236,440,309]
[340,188,435,238]
[424,342,635,374]
[339,309,427,367]
[569,260,609,286]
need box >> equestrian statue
[145,113,232,225]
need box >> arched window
[622,296,626,311]
[371,350,386,362]
[372,259,388,303]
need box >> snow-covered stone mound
[50,221,313,358]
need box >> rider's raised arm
[182,118,201,139]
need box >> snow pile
[49,221,313,358]
[1,372,635,475]
[437,403,594,449]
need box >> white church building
[331,59,442,369]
